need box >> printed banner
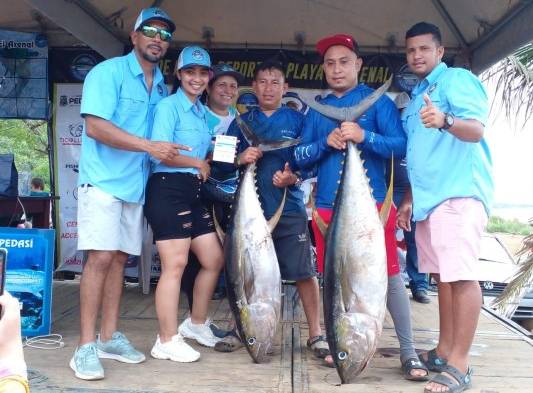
[1,227,54,337]
[0,29,49,119]
[49,47,426,93]
[53,83,83,272]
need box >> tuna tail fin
[267,188,286,233]
[299,76,393,122]
[379,155,394,226]
[235,115,260,146]
[213,206,225,244]
[235,115,301,152]
[258,138,301,152]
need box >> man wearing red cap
[294,34,428,380]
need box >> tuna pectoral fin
[213,206,225,244]
[379,155,394,227]
[312,208,328,236]
[267,188,286,233]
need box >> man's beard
[142,51,162,64]
[141,46,164,64]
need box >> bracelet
[0,375,30,393]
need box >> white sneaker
[150,334,200,363]
[178,317,222,347]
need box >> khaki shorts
[415,197,488,282]
[77,185,143,255]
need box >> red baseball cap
[316,34,359,57]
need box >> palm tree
[482,42,533,129]
[481,43,533,320]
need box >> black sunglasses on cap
[139,25,172,42]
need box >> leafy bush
[487,216,533,235]
[0,119,51,191]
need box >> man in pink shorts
[397,22,493,393]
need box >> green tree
[0,119,51,191]
[482,43,533,320]
[482,42,533,128]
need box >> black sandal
[306,335,330,359]
[402,357,430,381]
[420,348,447,372]
[424,365,473,393]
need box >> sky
[485,117,533,206]
[483,77,533,222]
[483,78,533,207]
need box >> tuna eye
[247,337,256,346]
[338,351,347,361]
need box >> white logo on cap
[192,50,204,61]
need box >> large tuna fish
[299,78,391,383]
[223,118,299,363]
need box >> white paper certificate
[212,135,238,163]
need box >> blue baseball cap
[236,91,259,114]
[176,46,212,71]
[134,7,175,33]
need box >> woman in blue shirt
[144,46,223,363]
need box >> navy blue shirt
[294,84,406,208]
[225,107,306,219]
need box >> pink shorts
[415,198,488,283]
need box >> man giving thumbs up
[397,22,494,393]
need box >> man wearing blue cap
[71,7,189,380]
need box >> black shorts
[272,212,315,281]
[145,172,215,241]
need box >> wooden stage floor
[23,280,533,392]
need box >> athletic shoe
[150,334,200,362]
[412,290,431,304]
[69,342,104,380]
[96,331,146,363]
[178,317,222,347]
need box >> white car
[477,234,533,322]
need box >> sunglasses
[139,25,172,42]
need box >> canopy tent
[0,0,531,74]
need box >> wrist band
[0,375,30,393]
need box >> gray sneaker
[69,342,104,380]
[97,331,146,364]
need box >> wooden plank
[28,280,533,393]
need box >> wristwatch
[441,112,454,131]
[294,176,302,187]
